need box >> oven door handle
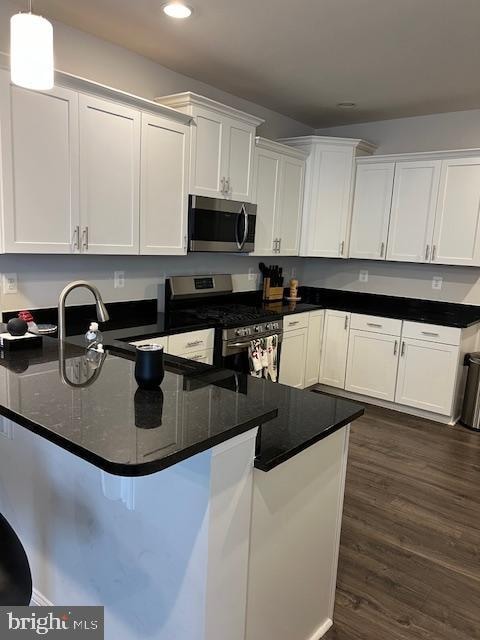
[226,335,283,349]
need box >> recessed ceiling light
[337,102,357,109]
[163,2,192,18]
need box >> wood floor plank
[324,405,480,640]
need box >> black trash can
[460,352,480,431]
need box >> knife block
[263,278,284,302]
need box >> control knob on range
[254,325,263,333]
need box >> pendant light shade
[10,12,54,91]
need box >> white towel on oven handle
[248,338,263,377]
[265,334,278,382]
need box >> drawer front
[402,321,461,345]
[168,329,214,354]
[350,313,402,336]
[283,312,310,331]
[130,336,168,349]
[178,349,214,365]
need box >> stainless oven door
[189,195,257,252]
[221,333,283,376]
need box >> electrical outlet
[248,267,256,281]
[432,276,443,291]
[3,273,17,294]
[359,270,369,283]
[114,271,125,289]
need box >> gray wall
[315,109,480,155]
[302,259,480,306]
[0,254,304,312]
[0,0,310,314]
[0,0,312,140]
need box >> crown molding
[356,148,480,163]
[0,51,192,125]
[255,136,308,159]
[278,135,377,155]
[155,91,265,127]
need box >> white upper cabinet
[349,162,394,260]
[140,113,190,255]
[280,137,376,257]
[251,145,279,255]
[0,70,80,253]
[432,157,480,266]
[386,160,441,263]
[252,138,305,256]
[156,93,263,202]
[79,94,140,254]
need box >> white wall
[0,254,304,312]
[0,0,312,140]
[303,259,480,306]
[316,109,480,155]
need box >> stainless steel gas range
[165,274,283,375]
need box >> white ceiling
[22,0,480,126]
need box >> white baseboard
[307,618,333,640]
[31,588,53,607]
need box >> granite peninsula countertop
[0,336,363,476]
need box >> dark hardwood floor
[324,405,480,640]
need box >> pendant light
[10,0,54,91]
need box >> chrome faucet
[58,280,109,342]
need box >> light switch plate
[3,273,17,294]
[432,276,443,290]
[359,270,369,283]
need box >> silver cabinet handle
[367,322,382,328]
[220,177,226,195]
[226,177,231,197]
[73,225,80,252]
[190,354,204,361]
[344,315,349,330]
[394,340,398,356]
[82,226,89,251]
[421,331,439,337]
[288,320,299,326]
[380,241,385,258]
[425,245,430,261]
[340,240,345,256]
[186,340,203,348]
[184,235,188,250]
[278,238,281,253]
[432,245,437,261]
[401,341,406,357]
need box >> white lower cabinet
[345,330,400,401]
[129,330,214,365]
[279,327,308,389]
[304,310,325,387]
[319,310,350,388]
[395,338,459,415]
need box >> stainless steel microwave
[188,195,257,253]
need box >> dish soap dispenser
[85,322,103,351]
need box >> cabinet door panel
[140,114,189,255]
[432,158,480,266]
[191,107,223,198]
[395,338,458,415]
[79,95,140,254]
[302,148,353,257]
[0,73,79,253]
[251,148,279,255]
[387,160,440,262]
[223,118,254,201]
[345,330,399,401]
[279,328,308,389]
[349,162,394,259]
[304,312,324,387]
[278,157,304,255]
[319,310,350,388]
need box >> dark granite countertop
[0,336,364,476]
[301,288,480,328]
